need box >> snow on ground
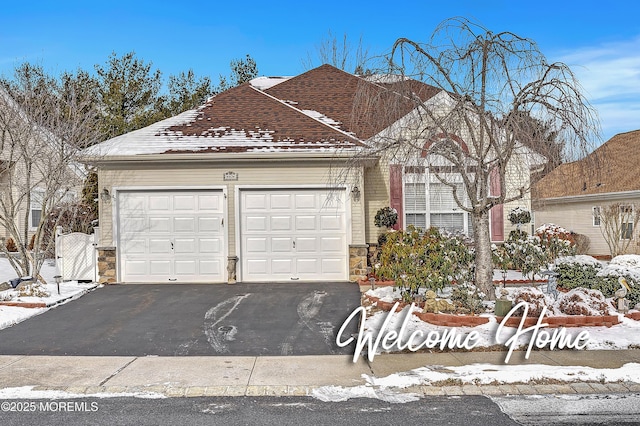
[0,386,165,400]
[312,363,640,403]
[0,258,98,330]
[363,285,640,351]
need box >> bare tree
[598,203,640,258]
[303,30,370,74]
[352,18,599,299]
[0,64,100,282]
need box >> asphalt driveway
[0,282,360,356]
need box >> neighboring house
[0,88,83,247]
[83,64,536,284]
[533,129,640,257]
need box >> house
[84,64,535,284]
[0,87,84,251]
[533,129,640,257]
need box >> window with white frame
[404,167,471,235]
[29,189,76,230]
[30,189,45,229]
[592,206,601,226]
[620,205,634,240]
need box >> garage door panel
[121,239,146,254]
[270,216,292,231]
[321,258,345,274]
[149,260,171,274]
[174,238,196,253]
[244,194,268,210]
[246,216,267,232]
[174,260,197,275]
[199,238,221,253]
[272,259,294,274]
[320,215,343,231]
[295,216,316,230]
[148,196,170,211]
[241,189,347,282]
[295,193,316,209]
[174,217,195,233]
[246,237,267,253]
[149,239,171,253]
[270,194,293,209]
[246,259,267,274]
[296,237,318,252]
[149,217,171,232]
[121,217,146,233]
[118,190,225,283]
[199,260,222,275]
[321,237,345,252]
[123,260,147,275]
[173,195,196,210]
[271,237,293,252]
[296,258,319,274]
[198,217,220,232]
[320,193,345,209]
[198,194,221,210]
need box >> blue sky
[2,0,639,142]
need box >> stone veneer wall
[349,244,368,282]
[97,247,117,284]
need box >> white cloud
[559,36,640,140]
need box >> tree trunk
[473,209,495,300]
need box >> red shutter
[389,165,403,230]
[490,167,504,242]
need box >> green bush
[376,226,474,302]
[556,257,640,308]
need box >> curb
[23,381,640,399]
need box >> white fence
[55,226,97,282]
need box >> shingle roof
[533,130,640,199]
[88,64,442,157]
[265,64,441,140]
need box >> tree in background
[303,30,370,74]
[214,54,258,94]
[94,51,163,139]
[352,18,599,299]
[599,203,640,258]
[0,64,101,281]
[162,69,212,116]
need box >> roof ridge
[250,84,365,146]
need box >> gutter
[534,189,640,207]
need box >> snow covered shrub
[535,223,576,263]
[556,288,610,316]
[556,256,602,290]
[556,255,640,308]
[512,287,554,317]
[503,235,547,282]
[17,282,50,298]
[376,226,474,302]
[450,283,486,314]
[374,207,398,229]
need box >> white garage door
[240,188,348,282]
[117,190,225,283]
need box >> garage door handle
[293,241,296,248]
[171,242,174,250]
